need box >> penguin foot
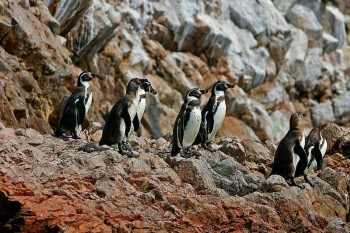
[304,175,315,188]
[203,143,216,152]
[288,178,305,189]
[118,143,135,157]
[122,141,132,152]
[71,131,82,139]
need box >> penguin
[194,80,235,151]
[132,79,157,137]
[295,127,327,187]
[171,88,208,157]
[270,112,308,188]
[99,78,142,155]
[55,72,98,139]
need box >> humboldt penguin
[99,78,141,155]
[295,128,327,187]
[270,112,308,188]
[55,72,98,139]
[133,79,157,137]
[171,88,208,157]
[195,80,235,151]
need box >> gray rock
[294,48,323,93]
[333,91,350,119]
[219,141,246,163]
[262,175,289,192]
[323,6,347,48]
[323,33,339,53]
[229,0,289,36]
[272,0,298,15]
[311,101,336,127]
[173,158,217,195]
[285,27,308,71]
[287,4,323,43]
[319,167,348,192]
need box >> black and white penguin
[195,80,235,151]
[55,72,98,139]
[171,88,208,157]
[295,128,327,187]
[99,78,142,155]
[270,112,308,188]
[132,79,157,137]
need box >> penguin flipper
[171,118,180,156]
[75,96,86,125]
[294,139,308,171]
[313,143,323,170]
[133,115,142,137]
[121,106,132,138]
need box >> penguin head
[186,88,208,101]
[140,79,157,95]
[212,81,235,95]
[77,72,98,87]
[290,112,307,130]
[126,78,142,93]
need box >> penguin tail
[171,144,180,156]
[55,127,64,137]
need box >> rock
[262,174,289,192]
[311,101,336,126]
[240,138,273,166]
[218,116,260,141]
[219,141,246,163]
[332,91,350,120]
[323,6,347,48]
[229,0,289,36]
[284,27,308,72]
[294,48,323,94]
[321,123,346,148]
[331,133,350,158]
[173,158,217,195]
[287,4,323,43]
[323,32,339,53]
[319,167,348,192]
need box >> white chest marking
[207,101,226,142]
[85,92,92,115]
[138,98,146,120]
[293,134,305,170]
[182,107,201,149]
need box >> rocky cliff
[0,0,349,142]
[0,122,350,232]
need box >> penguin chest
[182,108,201,149]
[319,136,327,157]
[208,102,226,142]
[293,134,305,169]
[128,100,139,120]
[304,146,315,175]
[137,98,146,120]
[85,93,92,115]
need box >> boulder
[287,4,323,43]
[323,6,347,48]
[173,158,217,195]
[311,101,336,126]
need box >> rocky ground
[0,0,350,143]
[0,122,350,232]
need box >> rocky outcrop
[0,0,349,143]
[0,122,350,232]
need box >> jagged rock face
[0,0,350,143]
[0,122,349,231]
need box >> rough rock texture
[0,0,349,143]
[0,122,350,232]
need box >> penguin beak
[200,89,208,95]
[225,83,235,89]
[150,87,157,95]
